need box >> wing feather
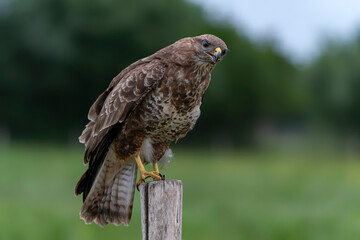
[79,59,165,164]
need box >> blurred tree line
[0,0,359,147]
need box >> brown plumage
[75,34,227,226]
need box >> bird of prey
[75,34,227,226]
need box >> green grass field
[1,144,360,240]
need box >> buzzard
[75,34,227,226]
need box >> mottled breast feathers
[76,34,228,227]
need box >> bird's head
[192,34,228,65]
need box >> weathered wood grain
[139,180,183,240]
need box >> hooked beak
[205,47,222,63]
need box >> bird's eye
[202,39,210,48]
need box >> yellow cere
[214,47,222,54]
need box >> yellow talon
[135,156,165,190]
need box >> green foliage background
[2,145,360,240]
[1,0,360,239]
[0,0,338,146]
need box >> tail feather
[80,160,138,227]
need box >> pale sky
[191,0,360,62]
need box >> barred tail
[80,161,138,227]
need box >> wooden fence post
[139,180,183,240]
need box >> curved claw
[159,173,166,180]
[136,170,165,191]
[136,182,141,191]
[135,159,166,191]
[136,178,145,191]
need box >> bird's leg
[135,156,165,190]
[153,163,165,180]
[153,162,159,173]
